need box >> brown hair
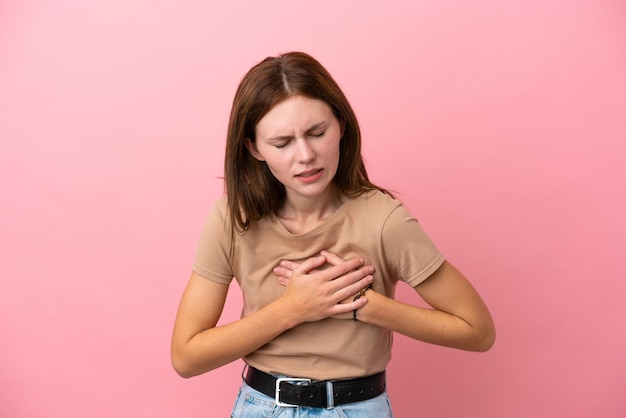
[224,51,389,232]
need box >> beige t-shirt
[193,190,445,380]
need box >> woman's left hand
[274,250,372,306]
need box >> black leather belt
[244,366,386,408]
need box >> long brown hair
[225,51,389,232]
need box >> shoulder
[211,195,229,216]
[353,191,426,233]
[202,195,232,233]
[351,189,403,213]
[338,190,405,233]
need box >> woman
[171,51,495,417]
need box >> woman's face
[246,95,342,204]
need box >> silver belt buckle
[275,377,312,407]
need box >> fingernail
[320,250,328,255]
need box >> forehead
[255,95,335,137]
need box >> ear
[339,119,346,138]
[244,138,265,161]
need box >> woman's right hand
[172,253,373,378]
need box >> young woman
[171,51,495,417]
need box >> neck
[279,186,343,222]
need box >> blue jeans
[230,381,394,417]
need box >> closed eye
[274,140,290,149]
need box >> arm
[171,254,374,378]
[357,260,495,352]
[274,252,495,352]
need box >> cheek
[327,139,342,163]
[262,156,289,179]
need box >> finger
[329,292,369,315]
[319,256,365,281]
[324,262,373,293]
[272,267,290,283]
[295,255,327,274]
[331,274,374,302]
[320,251,376,275]
[278,259,300,272]
[272,265,293,278]
[319,250,346,266]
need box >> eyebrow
[266,121,327,142]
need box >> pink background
[1,1,625,417]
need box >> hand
[274,251,375,320]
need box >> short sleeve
[192,198,235,284]
[380,204,445,287]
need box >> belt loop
[326,381,335,409]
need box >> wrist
[273,297,306,329]
[353,287,383,324]
[352,285,373,322]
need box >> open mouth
[297,169,322,178]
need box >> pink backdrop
[1,1,625,417]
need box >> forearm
[172,255,373,378]
[172,298,299,378]
[357,290,495,352]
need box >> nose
[295,139,315,163]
